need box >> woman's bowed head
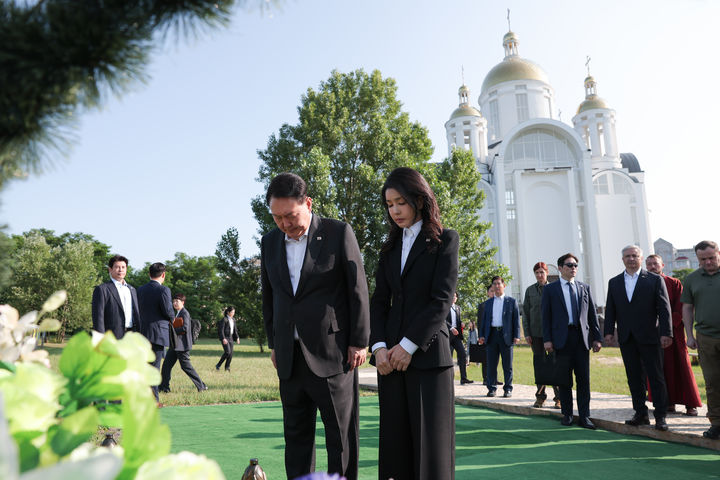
[381,167,444,253]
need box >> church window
[613,175,632,195]
[463,130,471,148]
[593,174,609,194]
[506,128,576,169]
[506,209,516,220]
[583,126,590,149]
[516,93,529,122]
[488,100,500,139]
[505,190,515,205]
[515,84,527,90]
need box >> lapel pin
[426,238,430,242]
[317,236,322,240]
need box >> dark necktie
[569,282,579,325]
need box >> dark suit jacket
[261,214,370,380]
[480,296,520,346]
[541,279,601,350]
[218,315,239,342]
[445,305,463,339]
[170,308,193,351]
[370,229,459,370]
[604,269,672,344]
[137,280,174,347]
[91,280,141,339]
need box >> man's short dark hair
[487,284,493,293]
[557,253,579,267]
[491,275,505,285]
[265,172,307,205]
[694,240,719,252]
[149,262,166,279]
[172,293,186,302]
[108,255,129,268]
[646,254,663,262]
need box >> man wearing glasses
[541,253,602,429]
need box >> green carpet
[161,397,718,479]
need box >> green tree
[0,0,280,190]
[0,227,14,296]
[163,252,223,337]
[5,234,98,339]
[215,227,265,350]
[252,69,435,280]
[434,148,509,314]
[672,267,694,285]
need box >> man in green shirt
[681,240,720,440]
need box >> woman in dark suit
[216,306,239,371]
[158,293,207,393]
[370,167,459,480]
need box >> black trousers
[150,343,165,401]
[486,329,513,392]
[556,328,591,417]
[449,333,468,381]
[619,334,668,418]
[159,349,205,391]
[216,341,234,370]
[279,345,359,480]
[377,366,455,480]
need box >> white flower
[135,451,226,480]
[40,291,67,315]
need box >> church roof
[577,95,610,114]
[620,153,641,173]
[450,104,482,120]
[481,57,549,94]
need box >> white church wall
[595,194,636,289]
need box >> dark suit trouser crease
[530,337,559,401]
[556,328,591,417]
[159,349,205,391]
[449,334,468,381]
[619,335,668,418]
[279,345,359,480]
[377,366,455,480]
[216,341,234,369]
[150,343,165,401]
[486,329,513,392]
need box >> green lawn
[41,339,707,405]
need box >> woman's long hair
[381,167,443,253]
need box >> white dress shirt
[624,269,640,302]
[371,220,423,356]
[561,279,578,325]
[111,277,133,329]
[449,306,458,329]
[491,295,505,327]
[285,227,309,339]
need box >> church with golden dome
[445,29,652,303]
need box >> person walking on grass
[216,306,239,372]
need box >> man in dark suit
[473,284,494,384]
[542,253,602,429]
[605,245,673,431]
[92,254,141,340]
[479,276,520,397]
[137,262,175,403]
[447,292,472,385]
[261,173,370,480]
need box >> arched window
[505,128,579,170]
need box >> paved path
[358,366,719,452]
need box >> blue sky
[2,0,718,267]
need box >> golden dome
[576,95,610,114]
[450,104,482,120]
[481,57,549,93]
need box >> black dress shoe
[655,418,668,431]
[215,364,220,371]
[578,417,596,430]
[460,378,474,384]
[625,414,650,426]
[503,391,512,398]
[198,385,208,392]
[560,415,574,426]
[703,425,720,439]
[158,387,170,394]
[486,390,496,397]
